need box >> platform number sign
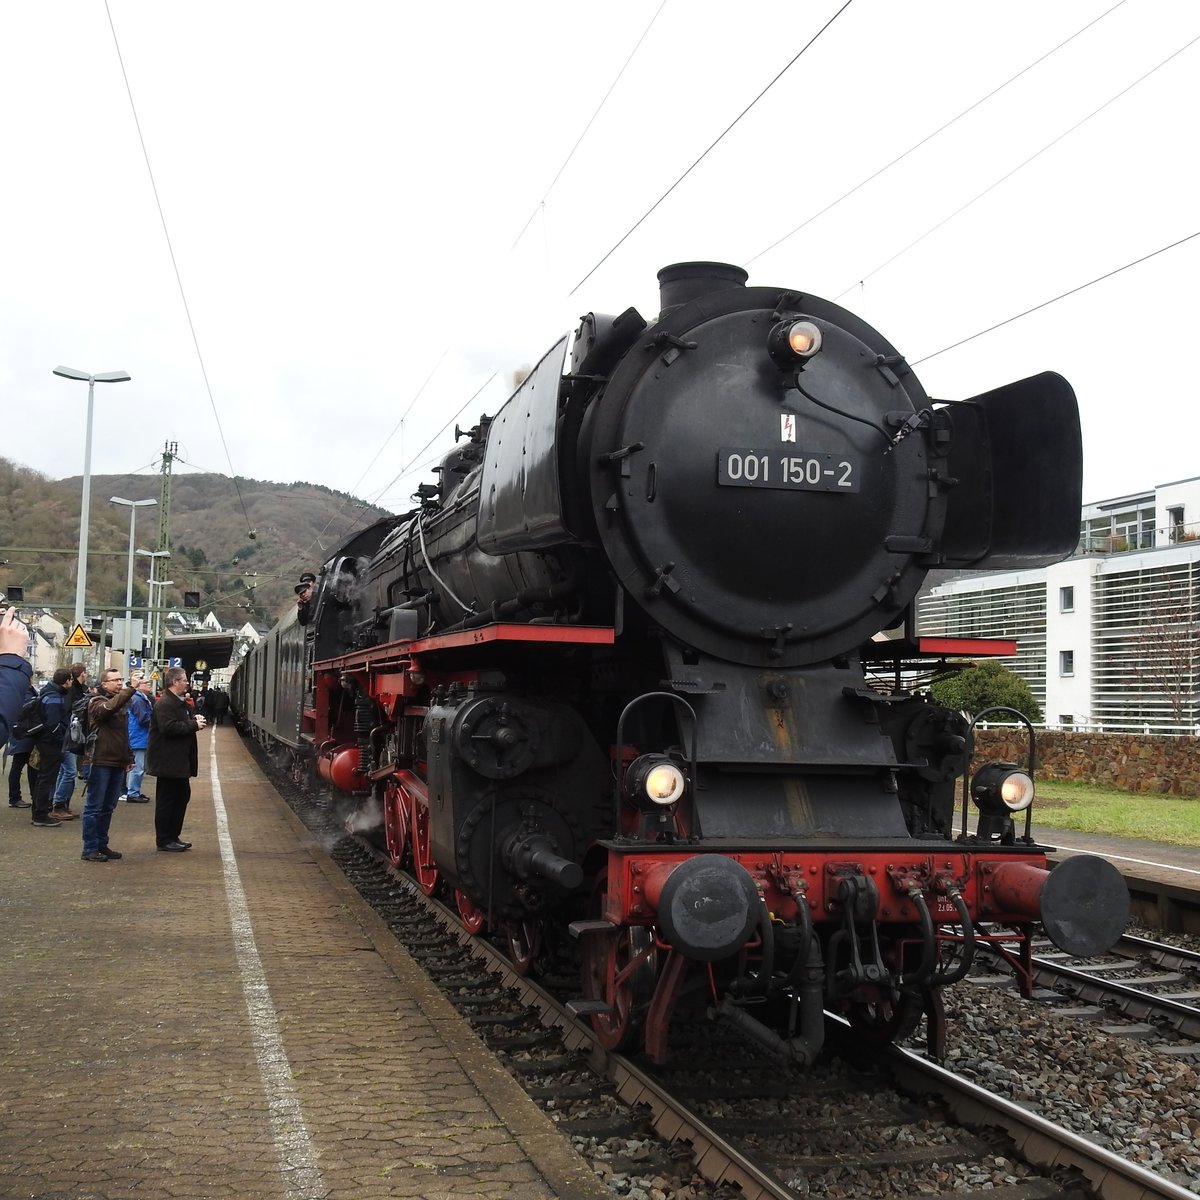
[168,657,183,669]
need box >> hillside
[0,458,395,626]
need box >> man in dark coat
[30,668,70,828]
[0,607,33,748]
[147,666,206,852]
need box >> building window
[1059,714,1074,728]
[1059,650,1074,677]
[1168,506,1184,542]
[1059,586,1074,612]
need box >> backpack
[12,695,45,740]
[64,696,94,754]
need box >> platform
[0,728,606,1200]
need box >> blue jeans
[82,765,124,855]
[126,748,146,798]
[54,752,78,807]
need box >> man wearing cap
[295,572,316,625]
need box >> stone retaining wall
[973,729,1200,797]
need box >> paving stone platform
[0,728,607,1200]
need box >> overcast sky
[2,0,1196,528]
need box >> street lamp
[139,550,171,669]
[110,496,157,671]
[54,366,132,662]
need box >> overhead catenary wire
[104,2,257,541]
[834,31,1200,302]
[298,10,666,560]
[509,0,669,254]
[294,349,453,574]
[912,230,1200,366]
[743,0,1128,269]
[366,371,500,511]
[568,0,856,297]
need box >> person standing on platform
[30,668,70,829]
[7,682,38,808]
[80,669,138,862]
[207,687,229,726]
[0,607,33,748]
[52,661,89,818]
[123,676,154,803]
[147,666,206,852]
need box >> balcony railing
[1076,520,1200,555]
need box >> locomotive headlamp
[626,754,686,808]
[971,762,1035,814]
[767,319,823,369]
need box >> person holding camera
[0,607,33,748]
[147,666,206,852]
[80,669,138,862]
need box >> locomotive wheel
[579,875,658,1051]
[382,781,408,868]
[506,919,541,975]
[288,752,307,786]
[845,989,923,1047]
[408,792,440,896]
[456,891,486,935]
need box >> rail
[886,1044,1197,1200]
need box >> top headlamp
[767,319,823,369]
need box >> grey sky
[2,0,1196,518]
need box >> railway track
[269,762,1194,1200]
[980,931,1200,1042]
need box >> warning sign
[65,623,93,649]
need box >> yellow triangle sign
[65,623,93,649]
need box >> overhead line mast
[149,441,177,670]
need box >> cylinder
[317,745,363,793]
[505,834,583,891]
[657,261,748,315]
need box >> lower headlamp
[626,754,686,808]
[971,762,1035,814]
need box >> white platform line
[209,734,326,1199]
[952,824,1200,877]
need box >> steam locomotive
[232,262,1128,1063]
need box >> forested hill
[0,458,394,626]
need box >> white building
[919,477,1200,732]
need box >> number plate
[717,448,859,493]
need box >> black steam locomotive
[232,262,1127,1062]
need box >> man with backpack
[51,662,89,819]
[123,676,154,802]
[80,669,139,862]
[30,668,71,829]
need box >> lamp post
[139,551,172,671]
[110,497,157,672]
[54,366,132,661]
